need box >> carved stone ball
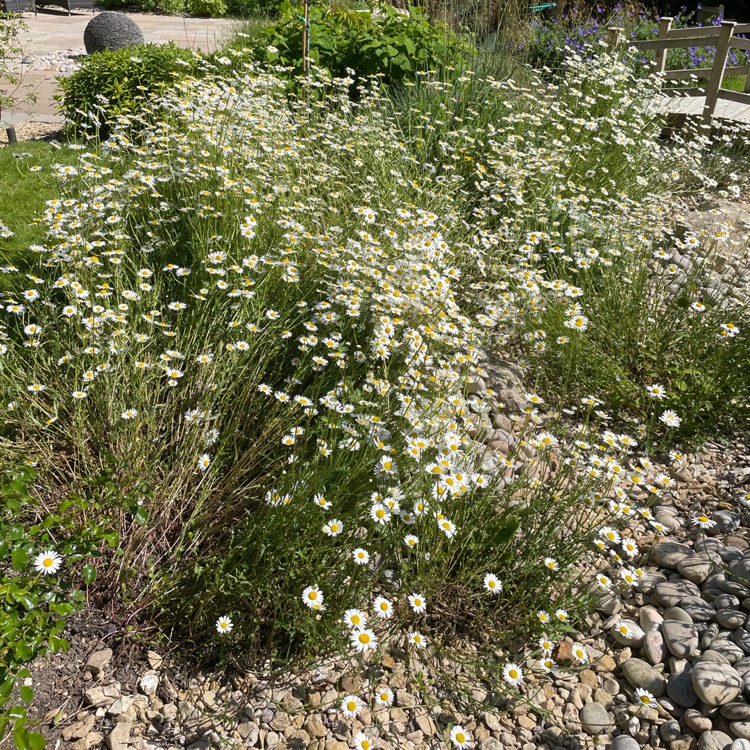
[84,12,145,54]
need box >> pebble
[660,719,682,741]
[692,662,743,706]
[731,741,750,750]
[717,609,747,629]
[679,552,719,584]
[609,736,641,750]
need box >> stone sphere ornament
[84,12,145,54]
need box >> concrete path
[2,9,236,124]
[15,9,235,56]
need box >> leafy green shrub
[253,2,474,86]
[57,43,199,139]
[0,466,120,749]
[226,0,280,17]
[187,0,226,17]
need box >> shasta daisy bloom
[596,573,612,589]
[450,725,472,748]
[352,548,370,565]
[404,534,419,548]
[540,657,556,672]
[599,527,620,544]
[646,384,666,399]
[302,586,324,609]
[121,408,138,419]
[350,627,378,653]
[537,610,550,624]
[502,663,524,687]
[539,636,554,654]
[659,410,681,428]
[340,695,364,718]
[353,732,376,750]
[408,593,427,613]
[692,514,716,530]
[544,557,559,571]
[614,621,633,639]
[34,550,62,575]
[408,631,427,649]
[370,503,391,525]
[484,573,502,594]
[555,609,569,622]
[375,686,393,706]
[621,539,639,557]
[197,454,211,471]
[343,609,367,629]
[373,596,393,619]
[215,616,233,634]
[438,518,456,538]
[571,644,588,663]
[323,519,343,537]
[634,687,655,706]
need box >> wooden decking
[655,91,750,124]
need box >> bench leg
[6,127,17,144]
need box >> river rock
[698,731,733,750]
[717,609,748,629]
[663,620,699,658]
[621,658,667,696]
[731,740,750,750]
[711,640,747,664]
[609,736,641,750]
[644,630,668,665]
[680,553,719,584]
[655,581,701,608]
[692,662,743,706]
[652,542,694,569]
[720,702,750,721]
[731,722,750,739]
[641,606,665,633]
[736,629,750,654]
[685,708,713,733]
[668,666,698,708]
[580,702,612,734]
[682,596,717,622]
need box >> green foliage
[186,0,227,17]
[57,43,199,139]
[0,13,37,118]
[0,466,120,749]
[253,2,474,86]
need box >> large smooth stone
[664,620,699,658]
[720,702,750,720]
[736,629,750,655]
[651,542,694,569]
[680,552,720,584]
[640,605,664,633]
[643,630,668,665]
[729,559,750,585]
[655,580,701,608]
[621,658,666,697]
[580,701,612,734]
[682,596,717,622]
[731,721,750,739]
[692,662,743,706]
[668,666,698,708]
[717,609,747,629]
[711,640,747,665]
[731,739,750,750]
[685,707,713,733]
[84,12,145,54]
[698,731,734,750]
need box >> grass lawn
[0,140,79,284]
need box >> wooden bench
[35,0,94,13]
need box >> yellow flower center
[358,633,370,644]
[509,670,518,679]
[347,701,357,711]
[456,733,465,743]
[309,592,317,600]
